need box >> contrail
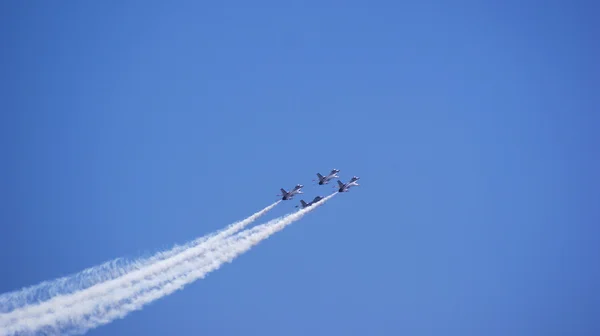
[0,231,211,313]
[0,201,280,334]
[1,194,334,336]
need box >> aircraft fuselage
[318,172,339,185]
[337,178,359,192]
[281,185,303,200]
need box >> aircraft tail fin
[280,188,287,195]
[316,173,324,180]
[300,200,308,207]
[337,180,344,188]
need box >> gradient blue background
[1,1,599,335]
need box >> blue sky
[1,1,598,335]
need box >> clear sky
[1,1,598,335]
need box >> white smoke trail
[1,194,334,336]
[0,239,206,313]
[0,201,280,332]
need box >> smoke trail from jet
[0,234,210,313]
[0,201,280,332]
[0,207,251,314]
[0,194,334,336]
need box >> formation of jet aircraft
[279,169,360,207]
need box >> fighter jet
[295,196,324,208]
[315,169,340,185]
[279,184,304,200]
[337,176,360,192]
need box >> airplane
[337,176,360,192]
[279,184,304,200]
[295,196,324,208]
[315,169,340,185]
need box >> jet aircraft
[315,169,340,185]
[337,176,360,192]
[295,196,324,208]
[279,184,304,200]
